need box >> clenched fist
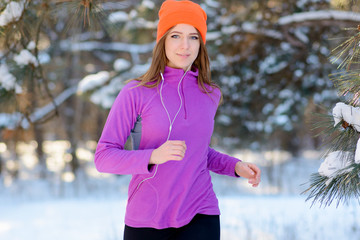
[149,140,187,165]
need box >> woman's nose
[180,38,190,49]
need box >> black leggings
[123,214,220,240]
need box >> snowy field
[0,195,359,240]
[0,146,359,240]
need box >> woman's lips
[177,53,190,58]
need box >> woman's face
[165,24,200,71]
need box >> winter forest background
[1,0,360,239]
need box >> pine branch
[303,163,360,207]
[325,123,359,153]
[304,25,360,207]
[330,70,360,105]
[310,111,359,156]
[33,5,59,118]
[53,0,123,36]
[329,27,360,70]
[305,109,360,207]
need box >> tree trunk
[63,54,83,178]
[9,138,20,180]
[34,124,46,178]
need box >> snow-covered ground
[0,146,359,240]
[0,195,359,240]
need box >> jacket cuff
[232,159,242,178]
[140,149,155,174]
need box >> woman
[94,1,261,239]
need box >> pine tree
[304,25,360,207]
[0,0,161,182]
[0,0,128,179]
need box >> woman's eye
[190,36,199,40]
[171,35,180,39]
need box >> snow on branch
[60,41,156,54]
[0,112,23,130]
[0,86,77,130]
[242,22,283,40]
[28,86,78,125]
[0,63,22,93]
[279,10,360,26]
[332,102,360,132]
[207,23,284,41]
[14,49,39,67]
[318,151,353,179]
[0,1,25,27]
[77,71,110,94]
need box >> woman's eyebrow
[170,31,199,35]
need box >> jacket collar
[163,66,198,84]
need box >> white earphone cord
[136,69,189,190]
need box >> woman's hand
[149,140,187,165]
[235,161,261,187]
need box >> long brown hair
[132,27,223,104]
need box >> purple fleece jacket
[94,66,240,229]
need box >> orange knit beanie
[156,0,207,43]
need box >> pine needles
[304,25,360,207]
[329,27,360,71]
[330,71,360,105]
[304,164,360,207]
[53,0,122,36]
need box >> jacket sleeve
[94,83,153,175]
[207,147,241,177]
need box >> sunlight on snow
[0,140,112,180]
[76,147,95,162]
[0,222,12,234]
[16,141,39,169]
[232,149,292,166]
[0,142,6,153]
[61,172,75,182]
[43,140,71,172]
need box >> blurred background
[0,0,360,239]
